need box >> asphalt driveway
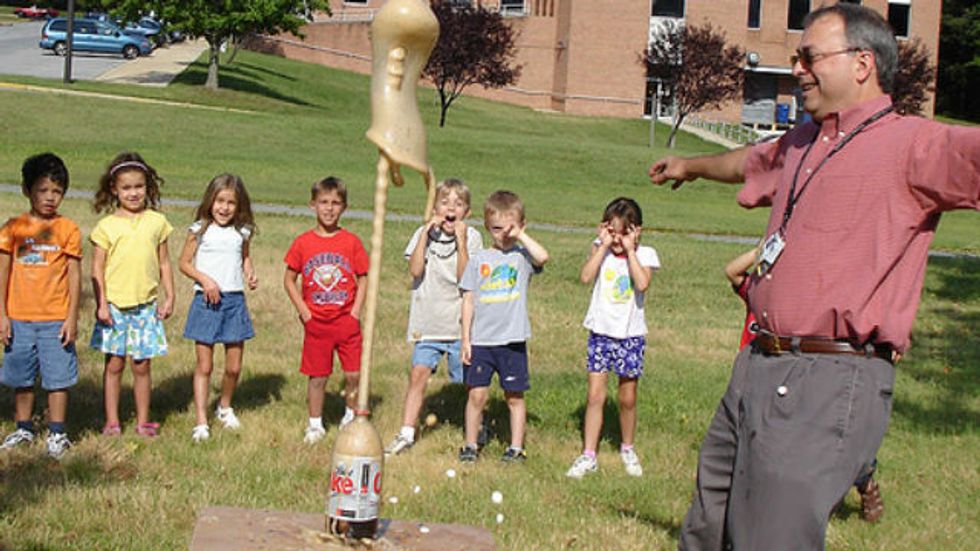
[0,20,130,81]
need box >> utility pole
[63,0,75,83]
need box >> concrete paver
[96,39,208,86]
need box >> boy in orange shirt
[0,153,82,459]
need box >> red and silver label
[327,455,383,521]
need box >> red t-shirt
[735,278,758,350]
[284,229,369,320]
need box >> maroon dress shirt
[740,95,979,353]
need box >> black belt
[754,332,894,363]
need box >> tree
[642,21,744,148]
[936,0,979,121]
[102,0,328,90]
[891,38,935,116]
[424,0,521,127]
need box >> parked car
[132,17,185,44]
[39,18,152,59]
[14,5,59,19]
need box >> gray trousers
[678,347,894,551]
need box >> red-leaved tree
[424,1,522,127]
[642,21,744,148]
[891,38,936,116]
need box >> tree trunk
[205,39,221,90]
[667,112,687,149]
[438,88,449,127]
[227,35,240,65]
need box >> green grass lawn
[0,50,978,550]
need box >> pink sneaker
[102,424,122,436]
[135,423,160,437]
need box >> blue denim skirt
[183,292,255,345]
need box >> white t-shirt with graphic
[582,244,660,339]
[189,221,251,292]
[404,224,483,341]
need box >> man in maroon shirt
[650,4,979,550]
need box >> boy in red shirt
[284,177,368,444]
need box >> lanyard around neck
[780,106,894,232]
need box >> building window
[888,1,910,38]
[787,0,809,31]
[500,0,526,16]
[651,0,684,18]
[748,0,761,29]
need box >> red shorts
[301,314,362,377]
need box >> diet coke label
[327,455,382,521]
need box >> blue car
[40,17,152,59]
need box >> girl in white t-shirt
[566,197,660,479]
[178,174,258,443]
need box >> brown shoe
[858,477,884,523]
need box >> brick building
[251,0,940,123]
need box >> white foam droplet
[388,496,399,504]
[413,485,421,494]
[445,468,457,478]
[491,491,503,504]
[419,525,430,534]
[496,513,504,524]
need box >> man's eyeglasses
[790,47,862,69]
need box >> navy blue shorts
[466,343,529,392]
[183,292,255,345]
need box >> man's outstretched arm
[649,146,752,189]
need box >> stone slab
[189,506,495,551]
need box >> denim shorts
[90,301,168,360]
[183,292,255,345]
[586,332,645,379]
[466,342,529,392]
[1,320,78,390]
[411,340,464,383]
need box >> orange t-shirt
[0,213,82,321]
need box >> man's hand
[649,156,692,189]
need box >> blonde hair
[436,178,471,208]
[484,190,525,225]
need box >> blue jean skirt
[183,292,255,345]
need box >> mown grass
[0,197,976,551]
[3,49,976,251]
[0,48,977,550]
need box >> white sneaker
[566,454,598,479]
[304,425,326,444]
[1,428,35,450]
[620,448,643,477]
[46,432,72,459]
[339,409,355,429]
[215,406,241,430]
[385,434,414,456]
[191,424,211,443]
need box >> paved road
[0,21,129,81]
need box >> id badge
[757,231,786,274]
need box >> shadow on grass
[617,507,682,541]
[412,383,542,447]
[170,61,312,107]
[894,255,980,434]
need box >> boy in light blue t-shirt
[458,190,548,463]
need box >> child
[283,177,368,444]
[566,197,659,479]
[725,244,886,521]
[0,153,81,458]
[724,244,761,351]
[385,178,482,456]
[178,174,258,443]
[90,152,175,437]
[458,190,548,463]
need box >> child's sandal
[102,423,122,436]
[135,423,160,438]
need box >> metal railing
[684,115,766,145]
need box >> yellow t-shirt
[0,213,82,321]
[90,210,173,308]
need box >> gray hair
[804,3,898,93]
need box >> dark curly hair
[93,152,164,214]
